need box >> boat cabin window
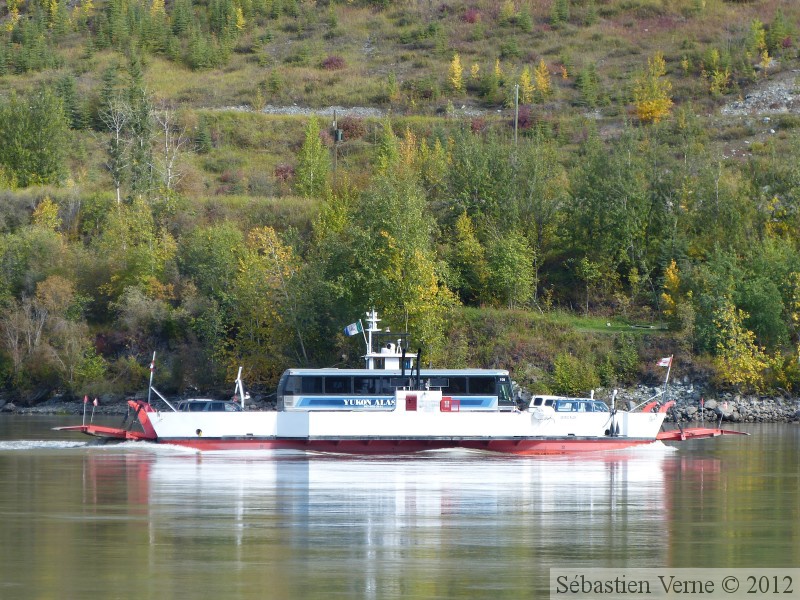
[282,375,302,395]
[301,377,323,394]
[552,399,609,413]
[324,376,352,394]
[469,376,496,395]
[353,376,378,395]
[177,400,242,412]
[532,397,555,407]
[426,377,449,389]
[444,377,467,394]
[389,376,413,389]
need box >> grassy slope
[3,0,798,197]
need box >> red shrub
[470,117,486,133]
[339,116,366,139]
[319,128,333,146]
[219,169,243,184]
[274,163,295,182]
[514,105,533,130]
[321,55,346,70]
[462,8,481,23]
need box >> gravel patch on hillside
[721,69,800,116]
[222,104,487,118]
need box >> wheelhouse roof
[281,368,510,377]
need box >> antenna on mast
[147,351,156,406]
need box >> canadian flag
[657,356,672,368]
[93,398,99,407]
[83,395,88,404]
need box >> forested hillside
[1,0,800,401]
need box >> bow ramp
[54,424,155,441]
[657,427,749,442]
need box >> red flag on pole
[83,395,88,404]
[657,357,672,368]
[93,398,98,407]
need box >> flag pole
[359,319,368,350]
[82,395,87,426]
[147,351,156,406]
[663,355,673,402]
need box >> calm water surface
[0,417,797,600]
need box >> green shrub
[551,352,601,396]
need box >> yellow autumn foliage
[633,52,672,124]
[449,53,463,92]
[712,300,768,393]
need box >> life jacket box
[440,397,460,412]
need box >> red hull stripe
[156,437,657,455]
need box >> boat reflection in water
[75,444,716,599]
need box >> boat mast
[233,366,245,410]
[147,351,156,406]
[361,309,416,370]
[662,354,673,403]
[146,351,177,412]
[364,308,380,368]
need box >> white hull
[149,403,665,441]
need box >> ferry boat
[57,310,746,454]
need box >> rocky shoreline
[616,384,800,424]
[2,383,799,423]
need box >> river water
[0,417,797,600]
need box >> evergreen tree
[127,65,154,198]
[0,86,69,186]
[195,117,213,153]
[93,62,121,129]
[576,63,602,107]
[55,74,85,129]
[171,0,193,36]
[767,10,790,54]
[550,0,569,27]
